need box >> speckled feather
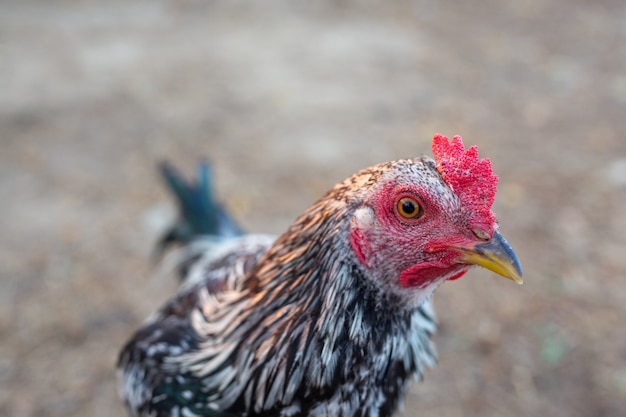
[118,138,496,417]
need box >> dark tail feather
[154,161,243,260]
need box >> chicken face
[348,135,522,306]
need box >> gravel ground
[2,1,626,416]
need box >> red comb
[431,134,498,228]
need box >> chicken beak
[455,231,523,284]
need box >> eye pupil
[402,201,415,214]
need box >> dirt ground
[2,1,626,416]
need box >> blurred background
[2,1,626,416]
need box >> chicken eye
[396,197,424,220]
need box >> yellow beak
[455,231,523,284]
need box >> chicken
[117,134,523,417]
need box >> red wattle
[447,271,468,281]
[399,262,468,288]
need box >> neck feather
[181,194,437,414]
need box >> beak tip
[510,259,524,285]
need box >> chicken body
[118,136,522,417]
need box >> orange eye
[396,197,424,220]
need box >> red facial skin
[350,180,494,290]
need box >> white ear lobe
[352,206,376,231]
